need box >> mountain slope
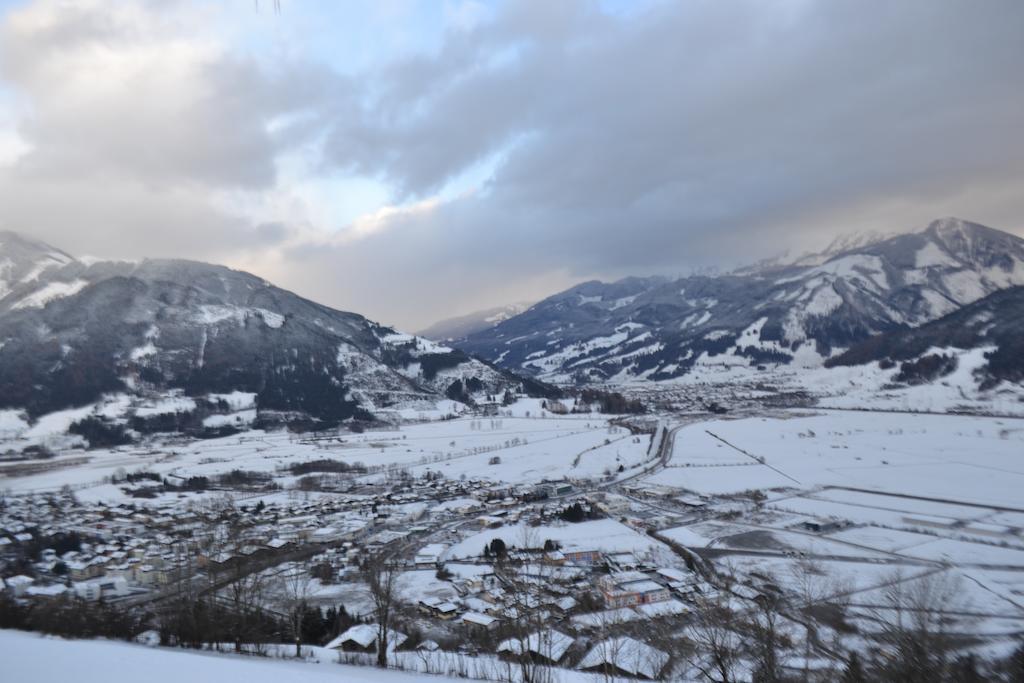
[826,285,1024,389]
[0,237,538,437]
[456,218,1024,384]
[418,301,533,341]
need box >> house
[2,575,35,597]
[562,549,602,565]
[497,630,575,666]
[577,637,668,680]
[460,611,499,631]
[324,624,408,653]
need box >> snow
[130,342,158,360]
[11,278,89,309]
[208,391,257,411]
[645,411,1024,504]
[0,410,29,437]
[445,519,667,560]
[257,308,286,328]
[942,268,987,304]
[202,410,257,428]
[915,241,959,269]
[0,630,451,683]
[134,395,196,417]
[577,637,668,679]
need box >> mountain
[0,234,546,443]
[419,301,534,341]
[0,230,77,305]
[456,218,1024,384]
[826,285,1024,390]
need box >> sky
[0,0,1022,331]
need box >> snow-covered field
[0,409,650,504]
[644,410,1024,504]
[445,518,671,561]
[648,409,1024,642]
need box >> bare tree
[277,562,312,658]
[492,526,557,683]
[685,590,743,683]
[871,570,968,682]
[362,551,401,668]
[748,589,787,683]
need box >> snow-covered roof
[461,612,497,627]
[497,630,574,662]
[325,624,407,651]
[577,637,669,679]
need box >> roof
[617,579,665,594]
[497,630,574,662]
[578,637,669,679]
[325,624,407,651]
[461,612,497,627]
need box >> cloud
[1,0,1022,330]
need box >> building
[497,630,575,666]
[414,543,448,566]
[577,637,668,680]
[460,611,499,631]
[599,571,671,609]
[324,624,407,653]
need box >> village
[3,399,1024,680]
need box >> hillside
[827,285,1024,389]
[0,234,544,444]
[456,218,1024,384]
[418,302,533,341]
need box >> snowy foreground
[0,629,458,683]
[0,630,626,683]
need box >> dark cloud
[1,0,1023,329]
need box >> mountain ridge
[0,234,548,445]
[454,218,1024,384]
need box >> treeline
[164,469,282,492]
[575,388,646,414]
[288,459,367,476]
[0,589,359,655]
[0,592,151,641]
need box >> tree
[871,571,967,682]
[684,589,742,683]
[749,591,787,683]
[278,563,312,657]
[841,652,868,683]
[362,551,401,668]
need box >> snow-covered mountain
[0,234,547,442]
[418,301,533,341]
[456,218,1024,384]
[827,285,1024,389]
[0,230,77,306]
